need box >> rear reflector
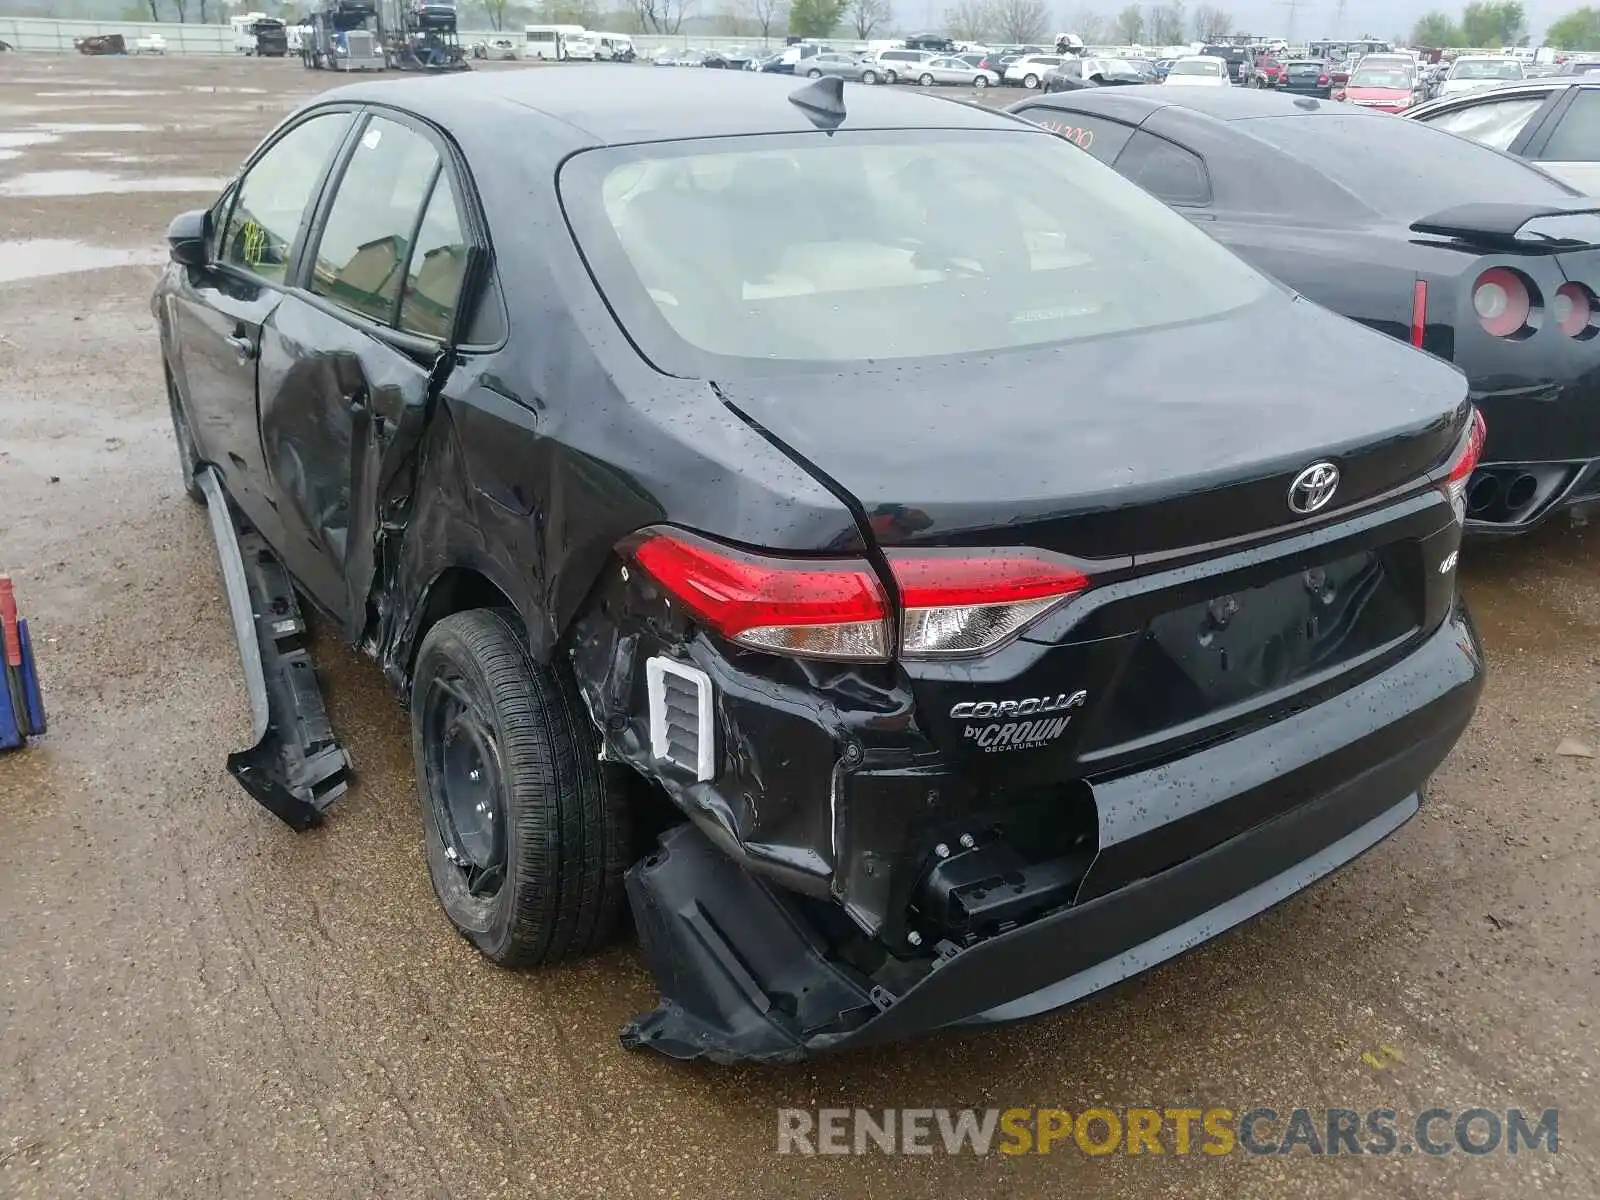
[887,549,1091,658]
[1410,279,1427,348]
[1442,408,1488,507]
[632,529,889,661]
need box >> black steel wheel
[411,609,631,967]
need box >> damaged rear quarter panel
[378,119,865,679]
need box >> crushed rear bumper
[619,607,1483,1063]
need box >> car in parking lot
[154,66,1483,1065]
[1043,56,1146,93]
[1335,60,1422,111]
[1438,55,1524,97]
[800,51,885,84]
[1003,54,1064,88]
[909,55,1000,87]
[1406,79,1600,192]
[1163,56,1231,87]
[1280,59,1332,96]
[1010,84,1600,533]
[869,47,935,83]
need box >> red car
[1327,60,1353,85]
[1256,56,1285,85]
[1334,63,1419,112]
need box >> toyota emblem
[1287,462,1340,515]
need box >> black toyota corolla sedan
[1010,85,1600,534]
[154,68,1484,1064]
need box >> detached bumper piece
[621,824,883,1064]
[198,467,351,831]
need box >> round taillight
[1318,73,1329,84]
[1473,267,1534,338]
[1553,282,1595,338]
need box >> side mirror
[166,208,211,268]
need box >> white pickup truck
[134,33,167,54]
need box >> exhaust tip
[1504,473,1540,512]
[1466,472,1501,515]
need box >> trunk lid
[719,294,1467,561]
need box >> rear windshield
[1451,59,1522,79]
[1243,113,1574,217]
[559,129,1272,377]
[1350,66,1413,87]
[1171,59,1222,76]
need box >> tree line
[944,1,1234,46]
[1409,1,1527,47]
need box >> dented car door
[255,111,470,631]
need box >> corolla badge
[1287,462,1340,515]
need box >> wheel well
[406,568,518,681]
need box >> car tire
[884,69,898,83]
[412,609,630,968]
[973,74,988,87]
[918,72,934,85]
[861,69,878,83]
[1023,72,1039,88]
[807,67,822,77]
[165,372,204,505]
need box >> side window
[1059,59,1083,78]
[1113,131,1212,207]
[1538,89,1600,161]
[1013,107,1136,163]
[308,116,441,325]
[399,175,470,340]
[221,112,353,283]
[1421,96,1547,151]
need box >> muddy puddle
[0,132,62,150]
[0,239,169,284]
[23,122,159,135]
[0,170,223,197]
[34,90,177,99]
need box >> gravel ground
[1,54,1597,1200]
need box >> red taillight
[631,532,1094,661]
[1553,282,1594,337]
[1442,409,1488,506]
[1410,278,1427,348]
[1473,267,1534,337]
[1318,73,1329,85]
[887,549,1090,658]
[632,529,890,661]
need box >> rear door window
[1537,88,1600,160]
[398,175,470,340]
[307,115,441,325]
[1013,105,1136,162]
[1415,94,1548,150]
[1112,131,1212,206]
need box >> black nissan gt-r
[1011,85,1600,535]
[154,69,1483,1064]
